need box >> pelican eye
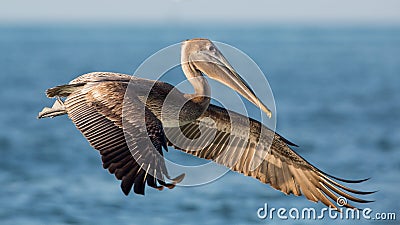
[208,45,215,51]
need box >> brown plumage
[55,78,184,194]
[38,38,373,210]
[166,105,373,210]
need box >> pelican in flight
[38,38,372,209]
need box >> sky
[0,0,399,25]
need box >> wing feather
[166,104,373,209]
[44,72,372,208]
[62,79,180,195]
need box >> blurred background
[0,0,399,224]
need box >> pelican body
[38,38,373,209]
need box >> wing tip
[327,174,371,184]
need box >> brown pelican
[38,38,373,209]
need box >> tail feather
[46,83,84,98]
[38,98,67,119]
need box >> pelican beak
[190,45,272,118]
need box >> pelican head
[181,38,272,118]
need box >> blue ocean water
[0,25,399,225]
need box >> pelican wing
[166,104,373,209]
[62,81,182,195]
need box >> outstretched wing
[165,104,373,209]
[63,81,183,195]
